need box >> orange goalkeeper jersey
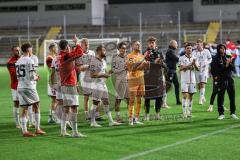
[126,51,145,85]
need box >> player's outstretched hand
[72,35,79,45]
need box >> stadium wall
[106,2,193,25]
[0,0,107,27]
[193,0,240,22]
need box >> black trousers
[210,80,218,105]
[217,77,236,115]
[145,97,163,113]
[167,72,180,102]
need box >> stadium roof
[0,0,193,3]
[108,0,192,4]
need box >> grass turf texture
[0,67,240,160]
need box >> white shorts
[61,86,79,107]
[11,89,19,101]
[17,88,40,106]
[195,72,208,83]
[48,84,56,97]
[115,79,129,99]
[92,83,109,101]
[181,83,196,94]
[80,80,92,95]
[55,85,63,100]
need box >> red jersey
[7,56,20,89]
[59,44,83,86]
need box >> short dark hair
[184,43,192,48]
[117,41,127,49]
[96,44,105,53]
[147,36,157,43]
[59,40,68,50]
[21,43,32,53]
[11,45,19,51]
[217,44,226,53]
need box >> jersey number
[16,64,26,77]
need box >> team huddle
[7,35,239,138]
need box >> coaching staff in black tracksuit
[165,40,181,105]
[211,44,239,120]
[143,37,167,121]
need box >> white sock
[61,120,67,133]
[72,122,78,133]
[95,111,100,117]
[91,105,97,124]
[116,111,120,118]
[185,99,189,112]
[55,104,62,120]
[163,94,167,105]
[69,112,78,133]
[84,111,90,119]
[13,107,20,126]
[28,106,34,124]
[49,109,52,116]
[182,98,186,114]
[189,99,193,113]
[104,105,114,123]
[20,117,27,133]
[34,113,40,130]
[200,88,205,100]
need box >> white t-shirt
[51,56,60,85]
[179,55,197,84]
[30,55,39,67]
[192,49,212,73]
[75,50,95,82]
[90,56,107,85]
[16,56,37,89]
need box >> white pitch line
[119,124,240,160]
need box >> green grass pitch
[0,67,240,160]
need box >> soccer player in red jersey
[7,46,21,128]
[58,35,86,137]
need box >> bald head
[169,40,178,49]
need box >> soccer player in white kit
[27,51,39,127]
[16,43,45,137]
[46,43,58,124]
[111,41,129,123]
[75,38,95,120]
[179,43,199,118]
[192,39,212,105]
[89,45,121,127]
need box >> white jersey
[16,56,37,89]
[30,55,39,88]
[30,55,39,67]
[90,56,107,85]
[51,56,60,85]
[75,50,95,82]
[179,55,197,84]
[192,49,212,73]
[111,54,128,82]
